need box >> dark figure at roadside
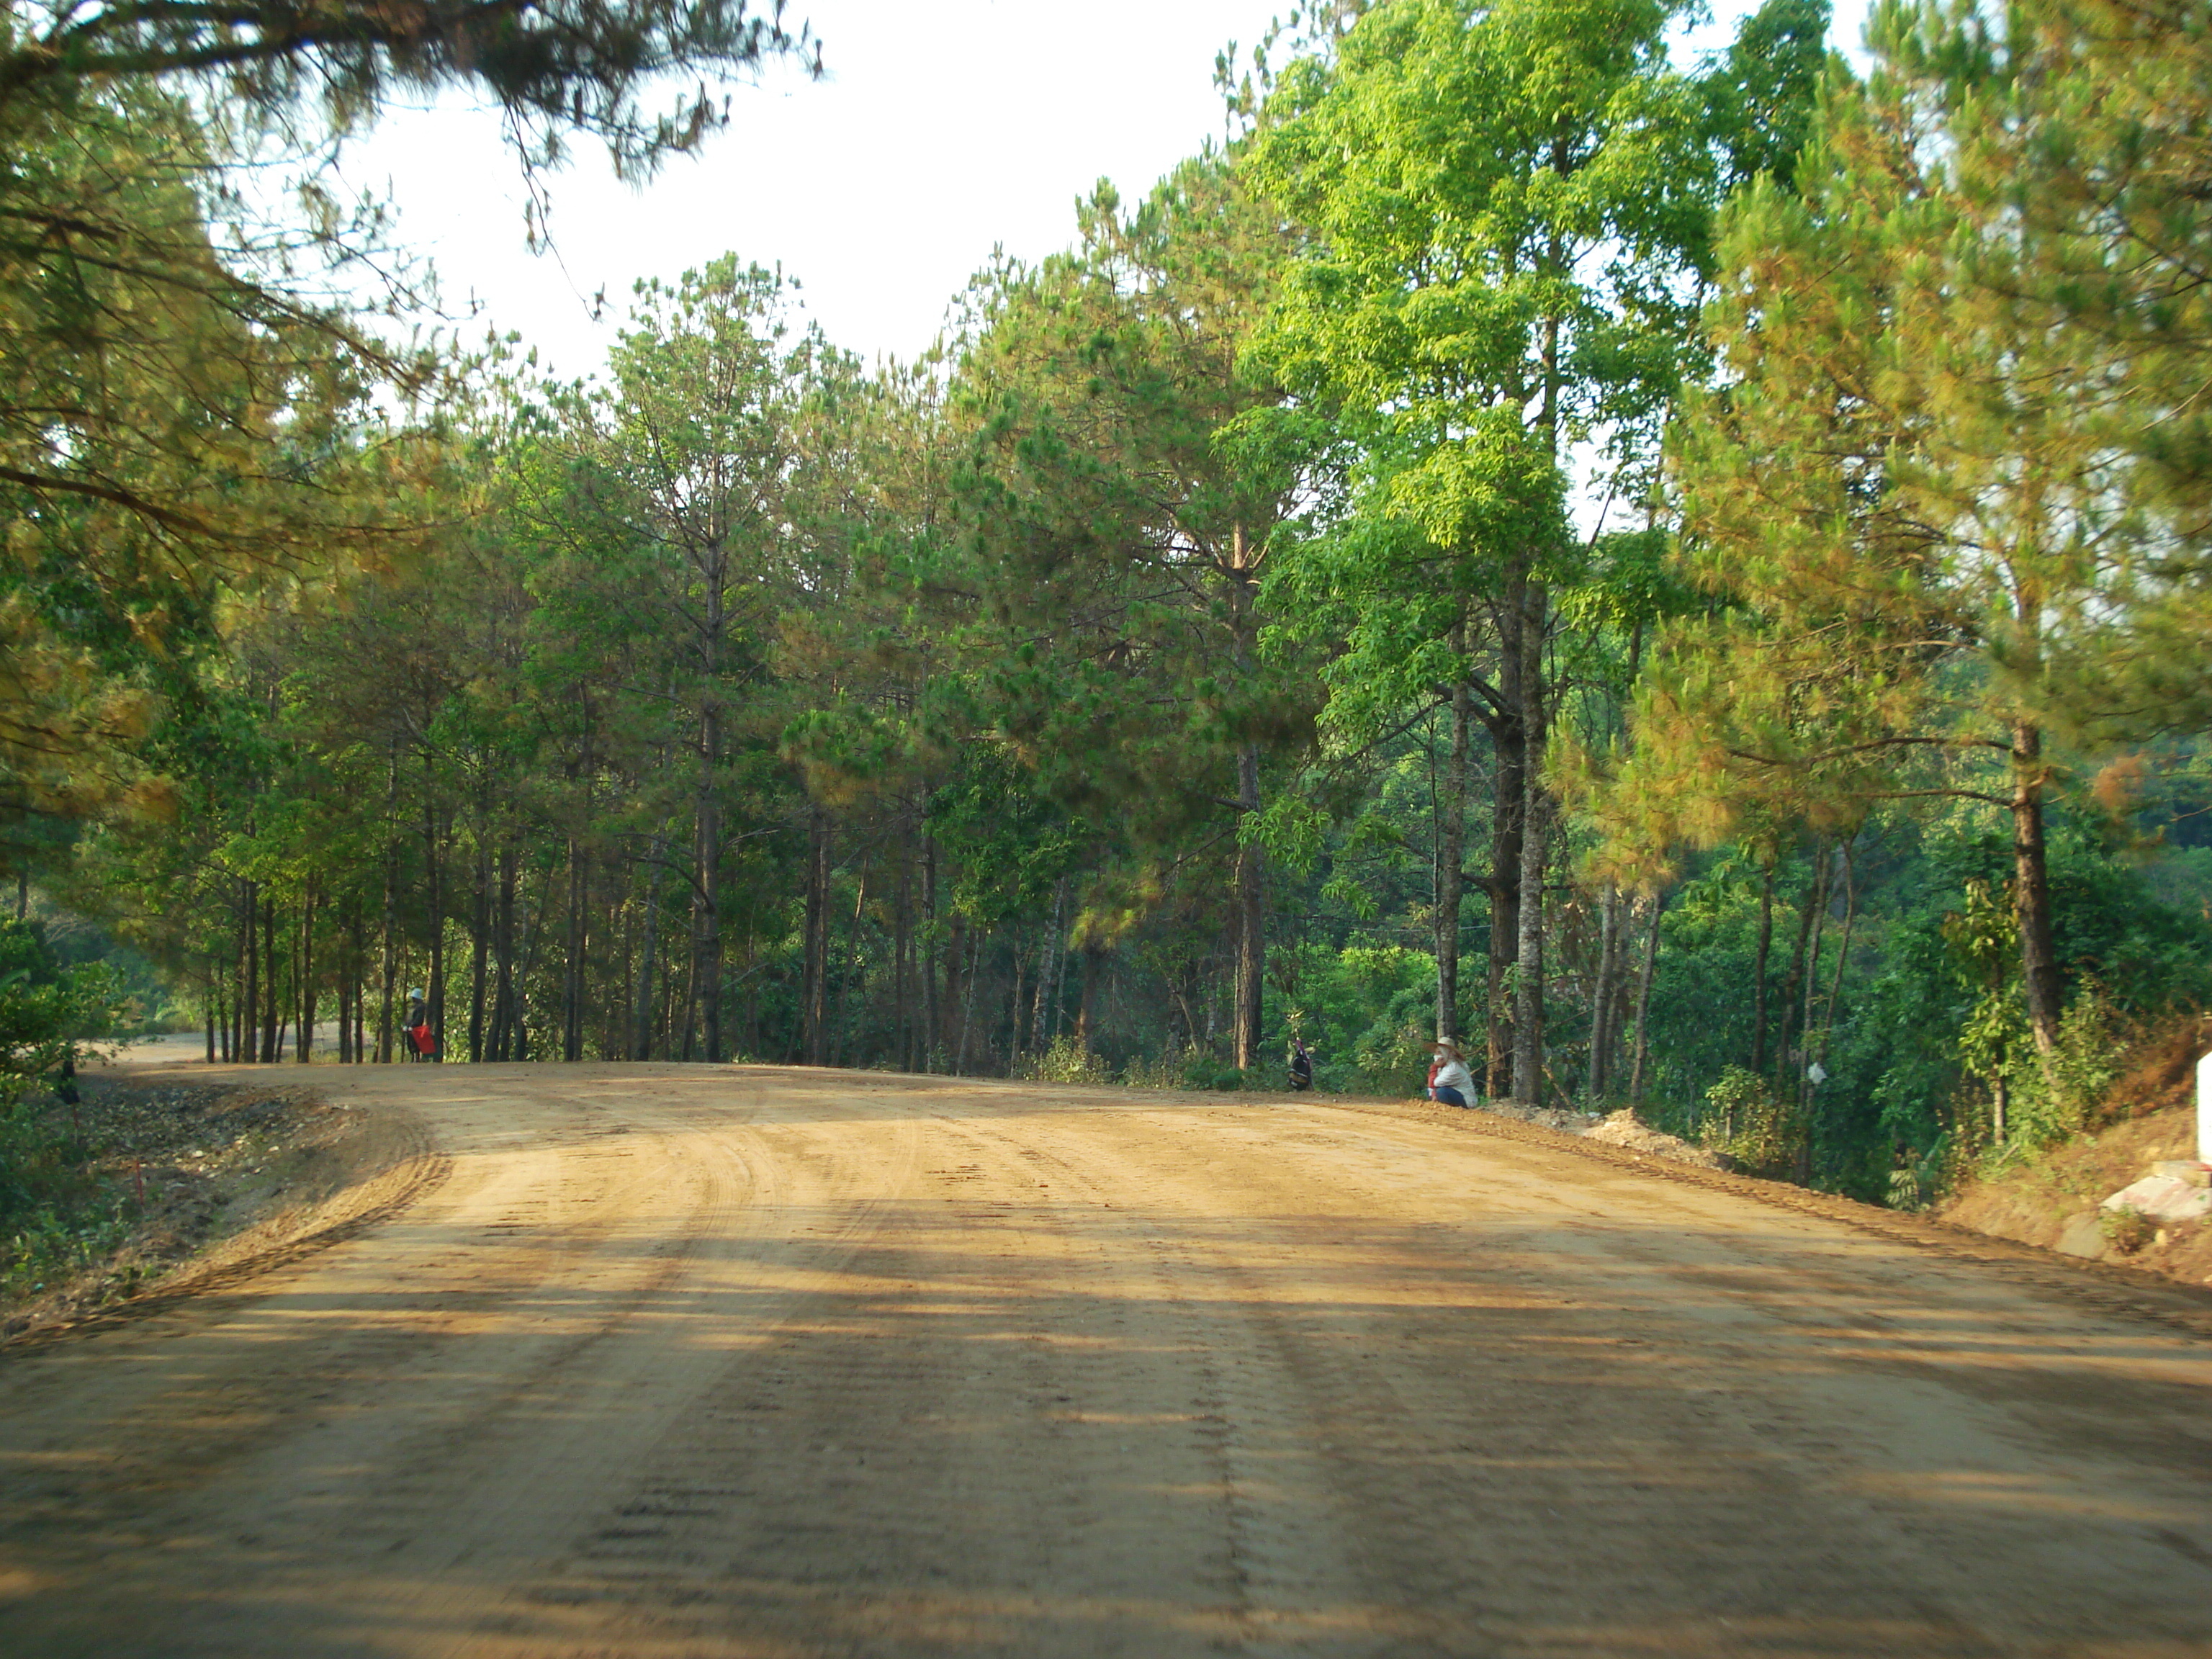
[1426,1038,1475,1107]
[1288,1035,1314,1092]
[405,989,435,1062]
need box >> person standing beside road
[405,988,435,1062]
[1426,1038,1475,1107]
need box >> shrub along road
[1,1063,2208,1656]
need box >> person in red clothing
[1426,1038,1475,1107]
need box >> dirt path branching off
[1,1063,2207,1658]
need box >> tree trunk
[297,886,317,1063]
[469,833,490,1064]
[1434,676,1470,1045]
[1779,848,1829,1093]
[1510,579,1548,1105]
[491,842,518,1062]
[344,901,363,1064]
[634,832,665,1062]
[563,832,587,1063]
[377,839,398,1065]
[693,735,723,1065]
[1035,877,1068,1058]
[1075,944,1105,1050]
[241,878,258,1066]
[1486,600,1527,1100]
[834,855,871,1069]
[921,832,940,1071]
[954,922,982,1075]
[802,807,831,1066]
[1797,848,1835,1113]
[1233,743,1264,1071]
[2010,722,2063,1053]
[351,905,367,1064]
[1819,838,1858,1066]
[1775,850,1823,1088]
[513,863,549,1064]
[1629,890,1666,1107]
[426,806,446,1063]
[1750,858,1776,1076]
[1588,885,1619,1100]
[941,911,968,1066]
[261,891,280,1063]
[893,835,914,1071]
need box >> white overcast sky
[343,0,1876,379]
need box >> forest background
[5,0,2211,1223]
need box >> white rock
[2099,1174,2212,1225]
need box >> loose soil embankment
[1940,1101,2212,1288]
[1,1071,441,1347]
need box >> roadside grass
[0,1101,140,1301]
[0,1078,334,1336]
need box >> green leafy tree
[1244,0,1740,1100]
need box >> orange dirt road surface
[2,1063,2209,1658]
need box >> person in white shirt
[1426,1038,1476,1107]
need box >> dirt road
[2,1064,2209,1657]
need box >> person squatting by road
[1426,1038,1475,1107]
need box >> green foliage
[2008,992,2126,1155]
[0,918,120,1110]
[1020,1036,1110,1087]
[2100,1206,2155,1256]
[1701,1065,1804,1180]
[15,0,2212,1250]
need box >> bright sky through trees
[349,0,1282,371]
[345,0,1871,374]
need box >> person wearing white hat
[1426,1038,1475,1107]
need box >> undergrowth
[0,1101,138,1300]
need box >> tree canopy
[8,0,2212,1221]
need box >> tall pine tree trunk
[1510,577,1548,1105]
[1629,890,1665,1107]
[802,808,831,1065]
[297,886,317,1064]
[1486,607,1527,1100]
[469,832,490,1064]
[693,706,724,1064]
[941,912,968,1067]
[1588,885,1619,1100]
[1777,848,1828,1089]
[834,856,871,1069]
[2011,722,2063,1053]
[1233,743,1264,1071]
[563,833,587,1062]
[1434,674,1471,1046]
[1750,859,1776,1076]
[921,831,939,1069]
[490,842,517,1062]
[426,804,446,1063]
[377,842,398,1064]
[240,878,258,1065]
[261,896,280,1063]
[634,831,665,1061]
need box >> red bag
[409,1022,434,1056]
